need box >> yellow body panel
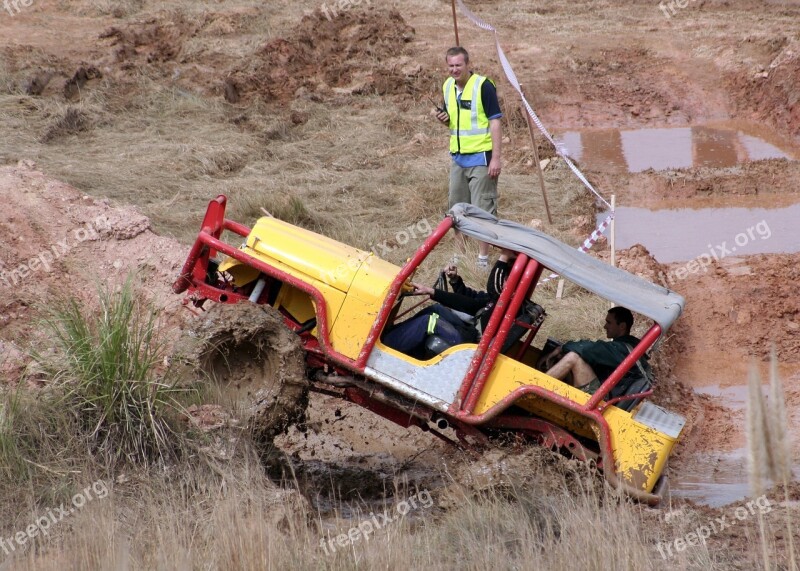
[247,217,370,292]
[328,256,403,359]
[217,216,400,358]
[474,356,675,491]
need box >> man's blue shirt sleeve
[481,80,502,120]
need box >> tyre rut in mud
[186,302,309,447]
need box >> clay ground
[1,0,800,567]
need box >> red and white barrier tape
[454,0,616,278]
[540,213,612,283]
[455,0,612,211]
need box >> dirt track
[1,0,800,563]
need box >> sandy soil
[2,0,800,564]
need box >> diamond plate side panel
[366,346,475,406]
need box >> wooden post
[556,279,564,300]
[450,0,460,46]
[610,194,617,268]
[520,86,552,225]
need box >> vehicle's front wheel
[187,302,309,447]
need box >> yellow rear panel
[474,356,677,492]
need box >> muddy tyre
[188,302,309,444]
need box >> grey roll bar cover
[448,203,685,335]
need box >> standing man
[435,46,503,269]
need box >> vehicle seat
[500,301,546,355]
[613,376,652,412]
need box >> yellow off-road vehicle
[174,196,686,504]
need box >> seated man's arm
[449,275,490,301]
[431,289,488,315]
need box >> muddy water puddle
[670,381,799,507]
[675,384,749,509]
[560,121,796,173]
[669,448,751,508]
[598,203,800,262]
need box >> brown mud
[1,0,800,563]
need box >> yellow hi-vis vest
[443,74,494,155]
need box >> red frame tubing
[462,258,543,415]
[598,390,654,411]
[173,196,251,294]
[355,216,454,369]
[453,254,530,410]
[343,387,428,430]
[177,225,362,372]
[464,259,543,413]
[514,321,542,361]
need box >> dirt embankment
[225,9,431,103]
[0,161,185,382]
[727,38,800,138]
[2,6,428,111]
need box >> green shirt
[562,334,651,384]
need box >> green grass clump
[34,278,189,465]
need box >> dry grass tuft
[40,107,91,143]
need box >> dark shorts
[580,377,602,394]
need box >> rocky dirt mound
[595,243,669,286]
[100,12,198,67]
[225,8,431,103]
[728,39,800,137]
[0,161,186,382]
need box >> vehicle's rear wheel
[187,302,309,446]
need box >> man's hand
[488,117,502,178]
[410,283,435,296]
[434,109,449,124]
[488,155,502,179]
[443,264,458,278]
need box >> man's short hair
[608,306,634,332]
[445,46,470,62]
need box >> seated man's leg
[382,312,432,354]
[432,316,462,346]
[383,309,463,355]
[546,352,599,390]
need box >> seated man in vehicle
[382,250,515,358]
[542,306,652,397]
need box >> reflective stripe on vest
[443,74,493,154]
[427,313,439,335]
